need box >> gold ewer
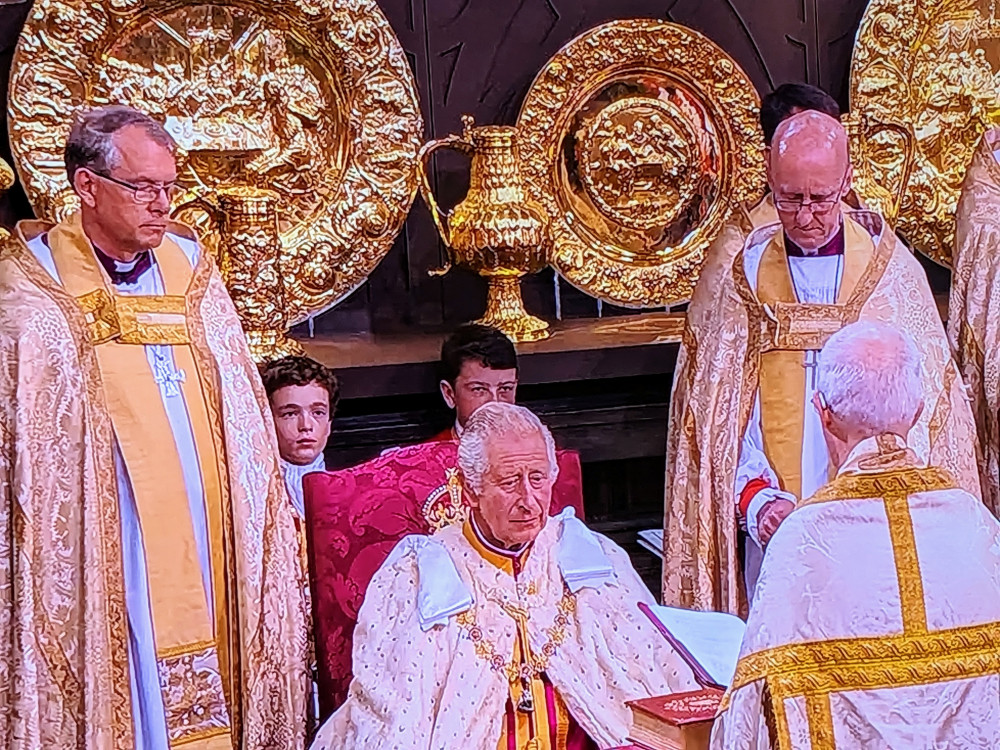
[418,114,550,342]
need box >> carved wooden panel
[0,0,870,330]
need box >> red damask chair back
[303,439,584,720]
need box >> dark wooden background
[0,0,876,593]
[0,0,871,332]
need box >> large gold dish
[8,0,422,324]
[851,0,1000,266]
[516,20,766,308]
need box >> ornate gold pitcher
[418,115,550,342]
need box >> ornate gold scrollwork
[517,20,766,308]
[844,113,917,227]
[8,0,423,358]
[851,0,1000,265]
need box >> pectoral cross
[152,352,186,398]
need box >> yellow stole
[754,218,875,498]
[47,215,234,749]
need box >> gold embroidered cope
[722,467,1000,750]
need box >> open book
[637,528,664,559]
[639,602,746,689]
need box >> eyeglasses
[88,169,183,204]
[773,177,847,215]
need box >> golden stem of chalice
[216,185,303,362]
[419,115,550,343]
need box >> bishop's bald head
[768,111,853,252]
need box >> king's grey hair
[457,402,558,494]
[64,105,176,186]
[816,320,922,437]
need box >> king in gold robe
[663,208,979,614]
[0,213,308,748]
[712,433,1000,749]
[949,126,1000,518]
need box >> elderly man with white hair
[311,401,699,750]
[712,320,1000,749]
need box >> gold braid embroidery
[731,621,1000,700]
[802,467,956,507]
[728,466,980,749]
[809,467,950,634]
[804,693,835,750]
[883,489,928,634]
[926,360,957,449]
[732,246,762,441]
[8,237,134,748]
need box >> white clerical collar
[785,218,845,258]
[282,453,326,518]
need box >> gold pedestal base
[478,276,550,343]
[245,330,305,364]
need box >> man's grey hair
[457,402,559,494]
[816,320,922,437]
[64,105,176,186]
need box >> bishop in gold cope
[949,126,1000,518]
[662,110,979,614]
[679,84,844,336]
[0,106,307,748]
[713,322,1000,749]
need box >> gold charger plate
[516,19,765,308]
[851,1,1000,267]
[8,0,422,323]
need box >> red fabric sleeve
[738,476,771,519]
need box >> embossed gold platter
[517,19,766,308]
[851,0,1000,266]
[8,0,423,324]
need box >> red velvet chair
[303,439,584,720]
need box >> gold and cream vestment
[663,210,979,614]
[0,213,308,749]
[711,435,1000,749]
[949,126,1000,518]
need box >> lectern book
[626,688,722,750]
[637,602,746,689]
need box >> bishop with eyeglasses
[663,110,981,614]
[0,105,308,749]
